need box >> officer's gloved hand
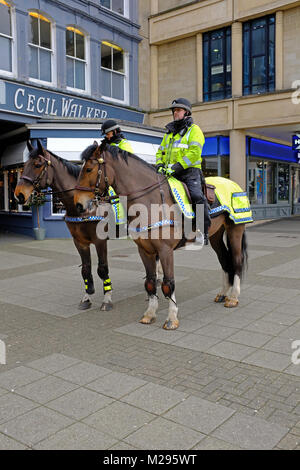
[164,167,175,177]
[171,162,184,176]
[156,164,165,174]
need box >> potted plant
[29,192,47,240]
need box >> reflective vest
[111,139,134,153]
[156,124,205,170]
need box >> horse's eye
[86,168,93,173]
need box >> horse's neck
[51,160,77,216]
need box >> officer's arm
[178,126,205,170]
[156,135,166,167]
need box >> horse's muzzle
[76,202,85,214]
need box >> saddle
[180,181,216,206]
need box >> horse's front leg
[138,247,158,325]
[73,240,94,310]
[95,240,113,311]
[158,245,179,330]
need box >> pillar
[230,129,246,189]
[231,22,243,98]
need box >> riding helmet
[170,98,192,115]
[101,119,120,135]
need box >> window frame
[28,11,56,87]
[203,26,232,103]
[100,0,129,18]
[243,15,275,96]
[65,26,90,95]
[101,41,129,104]
[0,0,17,77]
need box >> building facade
[0,0,163,237]
[139,0,300,220]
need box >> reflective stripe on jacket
[156,124,205,170]
[111,139,134,153]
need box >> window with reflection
[248,159,264,205]
[0,171,5,210]
[66,27,86,90]
[293,168,300,204]
[100,0,125,16]
[243,15,275,95]
[203,27,231,102]
[278,164,289,203]
[202,157,218,177]
[265,161,276,204]
[29,12,52,82]
[101,41,125,101]
[0,0,13,73]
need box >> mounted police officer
[156,98,211,245]
[101,119,134,153]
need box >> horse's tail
[226,230,248,286]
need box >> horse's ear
[27,140,33,152]
[93,141,98,146]
[37,139,44,154]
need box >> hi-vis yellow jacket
[111,139,133,153]
[156,124,205,170]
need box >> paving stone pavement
[0,218,300,450]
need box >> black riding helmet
[170,98,192,116]
[101,119,121,135]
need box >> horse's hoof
[224,298,239,308]
[78,300,92,311]
[139,316,156,325]
[100,302,113,311]
[163,320,179,330]
[215,294,226,303]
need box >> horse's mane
[81,141,156,173]
[28,147,81,178]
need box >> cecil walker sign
[0,79,144,123]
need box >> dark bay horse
[74,142,248,330]
[14,140,113,311]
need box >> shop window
[28,12,53,83]
[100,0,127,17]
[0,171,5,210]
[265,161,276,204]
[278,164,289,203]
[51,194,66,216]
[202,157,218,177]
[203,27,231,102]
[243,15,275,95]
[221,156,229,179]
[293,168,300,204]
[66,27,87,91]
[248,159,264,205]
[101,41,127,102]
[0,0,13,74]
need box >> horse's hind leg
[158,245,179,331]
[210,227,232,303]
[95,240,113,311]
[224,224,246,308]
[73,240,94,310]
[138,247,158,325]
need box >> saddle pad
[206,176,253,224]
[168,177,195,219]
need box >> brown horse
[14,140,113,311]
[74,142,248,330]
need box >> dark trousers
[177,168,211,234]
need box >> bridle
[20,153,52,191]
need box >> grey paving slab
[0,366,46,391]
[206,341,256,362]
[260,259,300,279]
[0,407,74,447]
[262,337,295,356]
[0,393,38,424]
[284,364,300,377]
[192,436,244,450]
[142,328,188,345]
[163,396,235,435]
[247,232,300,248]
[26,354,81,374]
[124,417,205,450]
[243,350,292,372]
[172,334,220,352]
[0,388,8,397]
[86,372,146,399]
[47,387,114,420]
[83,401,156,439]
[0,432,28,450]
[196,324,239,340]
[121,382,188,415]
[114,323,159,338]
[15,376,79,404]
[53,362,111,385]
[245,320,288,336]
[278,322,300,340]
[226,330,272,348]
[110,441,139,450]
[34,422,118,450]
[0,251,49,269]
[262,311,300,327]
[212,412,289,450]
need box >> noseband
[20,154,52,190]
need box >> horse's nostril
[76,203,84,213]
[17,193,25,205]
